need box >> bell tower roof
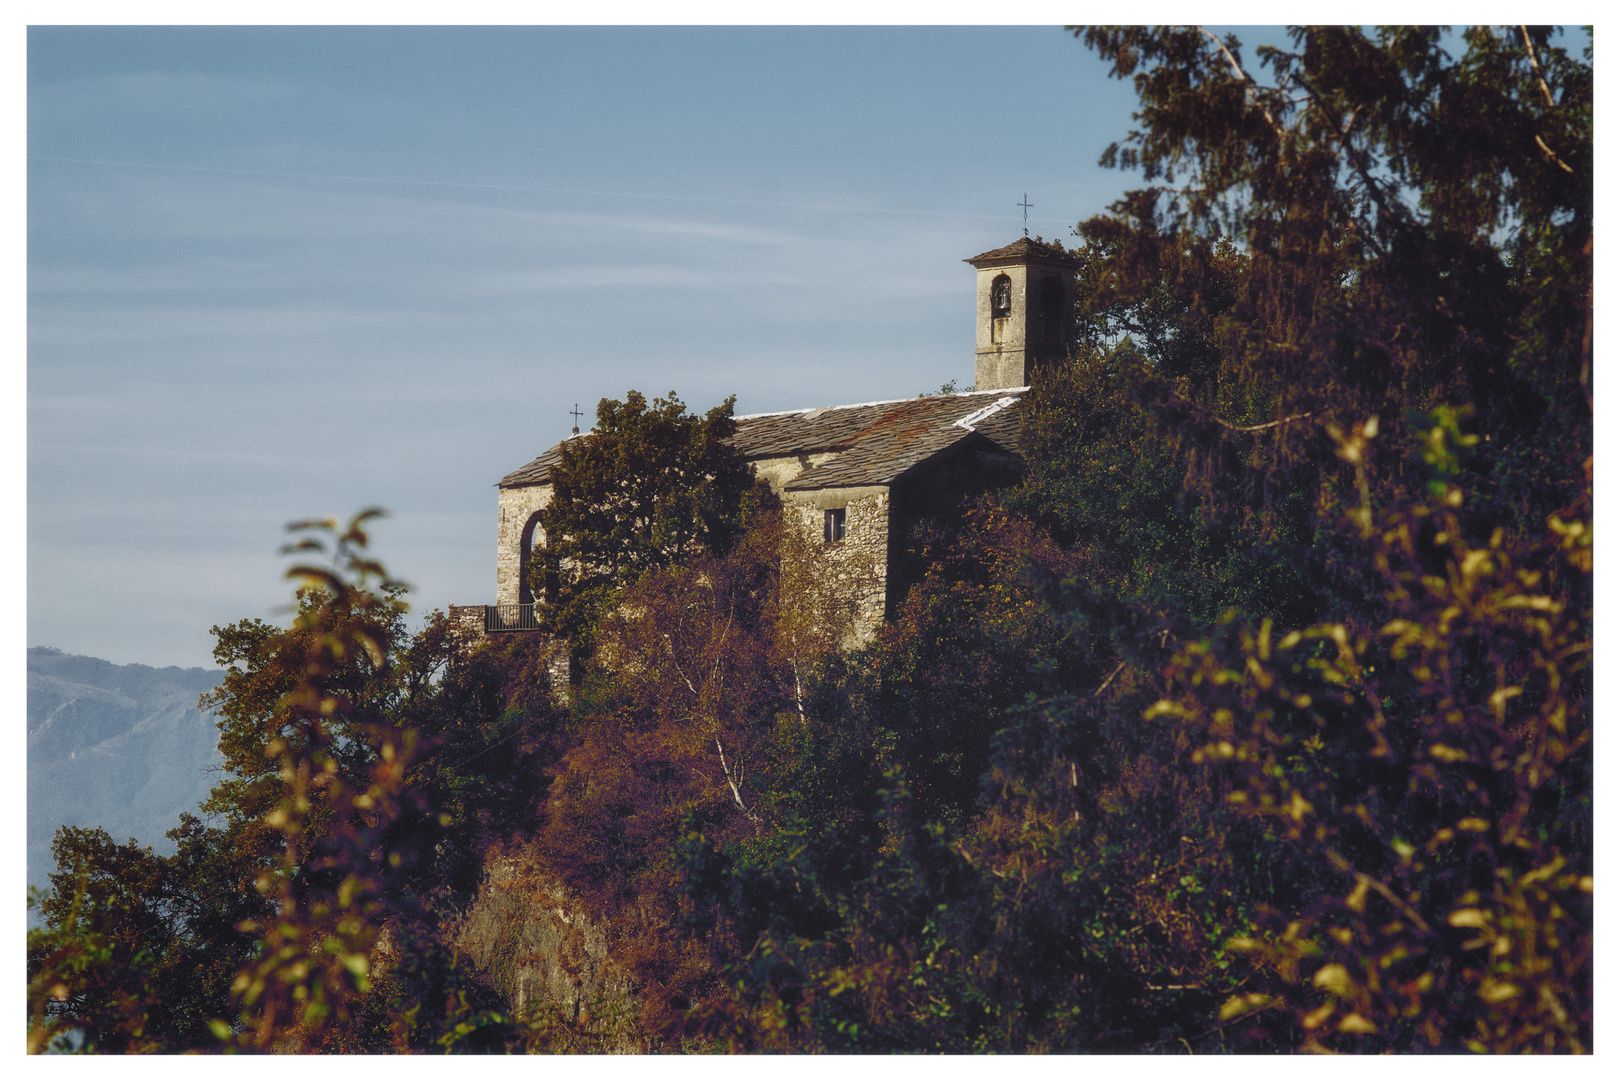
[965,236,1082,269]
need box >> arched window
[518,513,553,605]
[990,273,1012,318]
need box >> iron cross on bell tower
[1018,193,1033,237]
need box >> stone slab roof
[497,438,575,488]
[964,236,1082,268]
[497,387,1028,491]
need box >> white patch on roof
[954,396,1021,431]
[733,386,1027,421]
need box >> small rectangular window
[824,508,846,543]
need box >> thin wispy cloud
[30,26,1128,668]
[29,155,1081,231]
[478,266,804,293]
[28,440,347,470]
[30,302,453,346]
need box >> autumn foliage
[30,26,1589,1054]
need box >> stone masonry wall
[973,259,1074,391]
[448,604,487,639]
[497,484,553,606]
[784,486,889,646]
[751,450,838,492]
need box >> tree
[201,511,423,1050]
[1059,24,1594,1051]
[27,817,269,1053]
[677,25,1592,1054]
[1151,418,1590,1051]
[539,391,764,659]
[869,506,1091,827]
[209,513,570,1052]
[30,511,574,1053]
[1076,25,1591,541]
[536,500,823,1042]
[29,27,1592,1055]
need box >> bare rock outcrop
[448,842,642,1052]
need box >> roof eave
[964,252,1083,270]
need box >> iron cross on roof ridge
[570,403,584,435]
[1018,193,1033,237]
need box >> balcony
[449,603,541,634]
[483,603,540,632]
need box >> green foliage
[539,391,764,658]
[1012,351,1242,619]
[217,511,424,1050]
[870,506,1091,826]
[533,496,857,1041]
[28,511,430,1054]
[1069,229,1245,393]
[1059,32,1591,1048]
[211,514,580,1052]
[27,816,267,1053]
[670,25,1591,1055]
[1150,421,1590,1050]
[392,622,565,915]
[28,868,156,1054]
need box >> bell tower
[965,237,1081,390]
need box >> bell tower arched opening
[518,512,552,605]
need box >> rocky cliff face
[27,647,224,901]
[448,841,643,1052]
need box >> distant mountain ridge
[27,647,224,902]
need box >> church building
[467,236,1079,643]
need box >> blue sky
[26,23,1215,668]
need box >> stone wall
[972,259,1074,391]
[783,486,889,646]
[497,484,554,606]
[447,604,487,640]
[753,454,891,642]
[750,450,838,493]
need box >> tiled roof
[497,388,1028,490]
[964,236,1082,267]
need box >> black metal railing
[484,603,540,632]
